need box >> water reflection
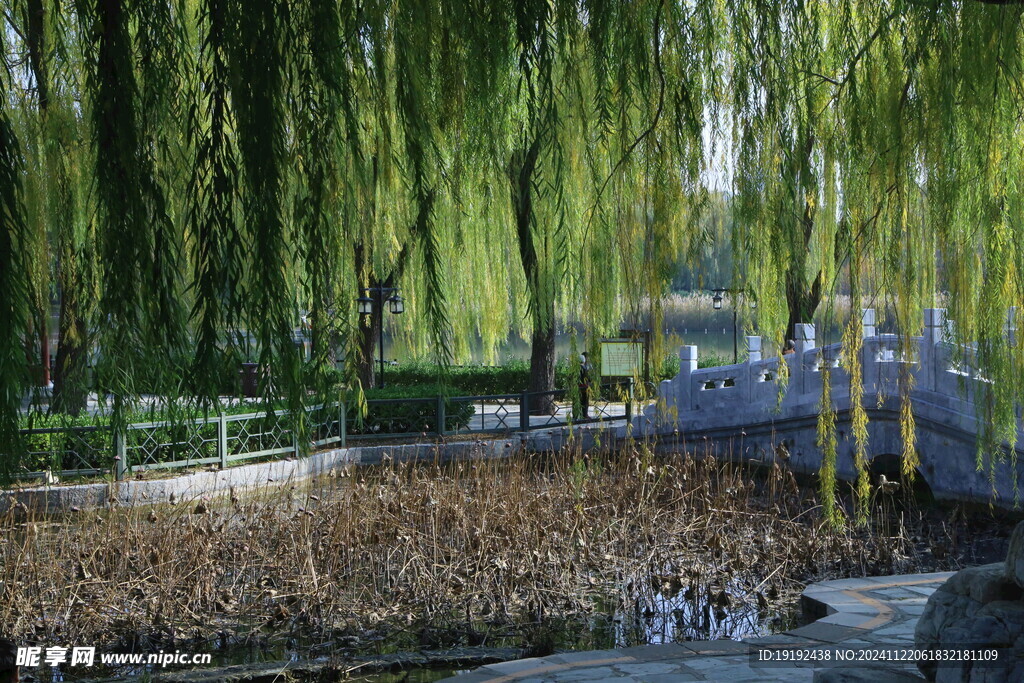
[608,580,799,647]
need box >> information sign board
[600,339,644,377]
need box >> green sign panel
[600,339,644,377]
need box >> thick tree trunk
[528,297,557,414]
[783,177,824,341]
[26,0,88,406]
[509,134,557,412]
[785,272,822,341]
[51,314,87,414]
[51,251,89,415]
[22,316,51,387]
[24,320,37,382]
[356,282,382,390]
[39,321,50,386]
[308,304,337,376]
[26,0,50,388]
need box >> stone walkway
[464,401,627,432]
[441,572,957,682]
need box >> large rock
[1004,521,1024,589]
[915,524,1024,682]
[941,565,1020,605]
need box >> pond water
[386,330,741,365]
[26,569,799,682]
[38,584,799,682]
[385,322,850,366]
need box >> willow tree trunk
[25,0,50,388]
[51,253,89,415]
[509,135,556,414]
[356,283,382,390]
[39,324,50,386]
[27,0,88,410]
[527,300,557,414]
[783,185,824,341]
[786,274,822,342]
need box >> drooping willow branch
[2,0,1024,514]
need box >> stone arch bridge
[642,308,1024,506]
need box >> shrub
[698,353,731,369]
[19,421,113,473]
[11,391,479,474]
[352,385,476,435]
[15,409,289,473]
[385,359,532,395]
[386,355,683,395]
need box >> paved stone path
[24,389,631,433]
[464,401,628,432]
[441,572,956,682]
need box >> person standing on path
[579,352,593,419]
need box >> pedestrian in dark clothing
[579,352,593,419]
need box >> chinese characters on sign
[17,647,95,668]
[600,339,644,377]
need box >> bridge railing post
[746,336,762,364]
[861,308,876,338]
[922,308,947,393]
[861,309,878,391]
[794,323,815,397]
[1007,307,1017,347]
[679,345,698,412]
[745,336,761,402]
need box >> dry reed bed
[0,446,973,652]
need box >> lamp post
[711,288,753,364]
[357,287,404,388]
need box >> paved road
[441,572,956,682]
[461,401,629,432]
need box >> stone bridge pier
[644,308,1024,506]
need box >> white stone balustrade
[646,307,1024,506]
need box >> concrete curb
[0,421,634,514]
[0,437,533,514]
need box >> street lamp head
[712,291,723,310]
[357,295,373,316]
[389,294,405,315]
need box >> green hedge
[385,355,690,395]
[350,385,476,435]
[19,423,113,474]
[14,387,478,473]
[384,359,534,395]
[17,407,294,473]
[697,353,731,369]
[11,352,729,474]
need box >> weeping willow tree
[729,0,1024,519]
[17,0,93,414]
[1,10,31,459]
[3,0,1024,514]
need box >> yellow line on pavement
[484,655,636,682]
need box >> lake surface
[386,330,742,365]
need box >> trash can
[240,362,260,398]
